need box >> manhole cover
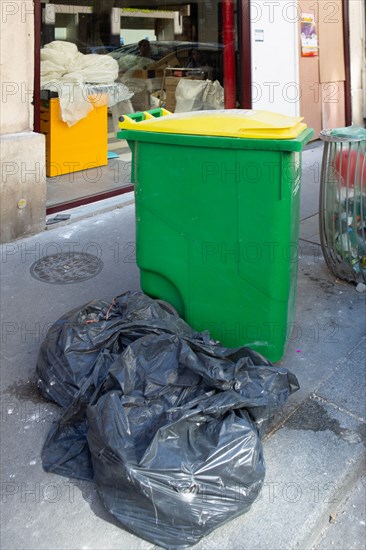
[30,253,103,284]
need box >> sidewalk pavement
[1,143,365,550]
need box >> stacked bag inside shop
[37,291,299,548]
[40,41,133,127]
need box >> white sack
[174,79,224,113]
[40,41,129,126]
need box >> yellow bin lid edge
[118,109,307,140]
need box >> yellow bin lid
[118,109,307,140]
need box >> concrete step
[314,475,366,550]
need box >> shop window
[38,1,243,212]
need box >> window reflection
[41,1,238,113]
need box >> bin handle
[118,108,171,130]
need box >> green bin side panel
[133,134,307,362]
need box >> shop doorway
[35,1,249,214]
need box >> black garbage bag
[88,388,265,548]
[37,291,198,408]
[39,291,299,548]
[41,349,120,481]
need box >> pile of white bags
[41,41,133,126]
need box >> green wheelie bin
[118,108,313,361]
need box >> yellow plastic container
[118,108,307,140]
[40,95,108,177]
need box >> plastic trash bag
[331,125,366,140]
[84,83,134,108]
[39,291,299,548]
[40,40,130,126]
[175,79,224,113]
[175,79,210,112]
[41,41,119,84]
[37,291,197,409]
[203,79,225,110]
[88,368,265,548]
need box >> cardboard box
[165,91,176,112]
[165,76,182,89]
[152,55,180,70]
[164,72,204,93]
[131,69,164,79]
[165,91,176,101]
[165,100,176,113]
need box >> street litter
[37,290,299,548]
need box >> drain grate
[30,253,103,284]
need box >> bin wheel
[154,299,179,318]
